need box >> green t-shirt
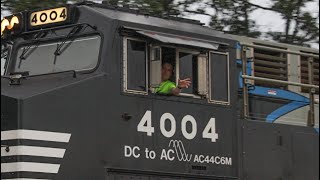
[156,80,176,94]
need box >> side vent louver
[253,45,288,89]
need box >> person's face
[162,63,173,81]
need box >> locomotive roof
[82,4,319,52]
[230,34,319,53]
[80,4,236,42]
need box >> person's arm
[171,87,182,96]
[170,78,192,96]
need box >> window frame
[123,37,149,95]
[10,34,102,76]
[1,45,11,76]
[149,44,206,98]
[149,45,162,90]
[175,48,202,98]
[209,51,231,105]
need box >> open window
[150,46,209,98]
[123,28,225,99]
[209,51,230,105]
[123,38,148,94]
[177,50,199,96]
[150,46,162,88]
[138,29,219,97]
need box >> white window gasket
[123,37,149,95]
[209,51,231,105]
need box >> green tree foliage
[181,0,261,37]
[181,0,319,46]
[1,0,68,13]
[1,0,319,46]
[267,0,319,46]
[103,0,179,15]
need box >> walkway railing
[241,43,319,127]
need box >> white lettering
[137,111,154,136]
[160,113,176,138]
[132,146,140,158]
[137,111,219,143]
[225,157,232,165]
[199,155,205,163]
[181,115,197,140]
[215,156,221,165]
[124,145,132,157]
[124,146,140,158]
[168,149,175,161]
[202,118,219,142]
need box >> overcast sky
[184,0,319,48]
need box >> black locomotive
[1,2,319,180]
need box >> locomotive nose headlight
[8,16,19,30]
[1,18,10,35]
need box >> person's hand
[178,78,192,89]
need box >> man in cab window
[156,62,191,96]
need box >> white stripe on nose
[1,162,60,173]
[1,146,66,158]
[1,130,71,142]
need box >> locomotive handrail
[20,23,98,36]
[242,75,319,89]
[241,43,319,58]
[241,44,318,127]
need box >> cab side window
[122,37,229,105]
[124,38,148,94]
[150,47,208,98]
[178,52,198,95]
[209,52,230,105]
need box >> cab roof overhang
[81,5,237,46]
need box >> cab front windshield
[1,45,10,76]
[12,35,101,76]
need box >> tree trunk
[243,0,250,36]
[292,0,303,42]
[285,17,292,43]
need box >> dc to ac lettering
[124,145,232,166]
[137,110,219,142]
[124,146,175,161]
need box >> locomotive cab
[1,3,239,179]
[1,3,319,180]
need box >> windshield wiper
[18,31,48,68]
[53,24,86,65]
[1,50,8,59]
[54,25,85,56]
[18,45,39,68]
[19,45,37,60]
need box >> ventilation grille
[253,47,288,89]
[300,55,319,94]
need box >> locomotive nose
[1,95,19,131]
[1,95,19,177]
[1,94,72,179]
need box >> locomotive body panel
[1,3,319,180]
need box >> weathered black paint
[1,4,319,180]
